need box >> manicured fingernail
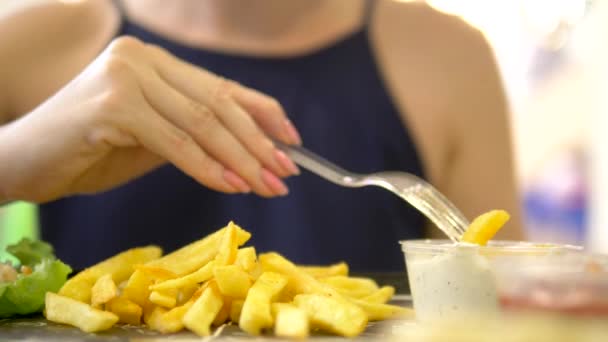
[261,168,289,196]
[274,149,300,175]
[283,119,302,145]
[223,170,251,193]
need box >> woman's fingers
[147,44,301,144]
[206,80,299,178]
[120,99,243,195]
[231,86,302,146]
[139,74,288,197]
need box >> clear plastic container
[493,252,608,317]
[400,240,581,321]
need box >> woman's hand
[0,36,301,203]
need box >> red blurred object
[496,253,608,317]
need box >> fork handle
[273,140,358,187]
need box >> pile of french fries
[44,222,413,337]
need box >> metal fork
[274,141,469,242]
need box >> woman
[0,0,523,271]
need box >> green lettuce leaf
[6,238,55,267]
[0,239,72,318]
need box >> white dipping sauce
[406,245,498,321]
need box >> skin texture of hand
[0,36,301,203]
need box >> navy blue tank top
[39,13,427,272]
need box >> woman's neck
[120,0,366,57]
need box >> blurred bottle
[523,147,587,245]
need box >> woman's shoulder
[367,1,508,192]
[1,0,119,39]
[369,0,493,84]
[0,0,120,117]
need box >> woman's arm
[0,0,300,203]
[371,1,524,240]
[438,34,524,240]
[0,0,119,121]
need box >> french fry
[182,283,224,336]
[145,222,250,276]
[134,265,177,281]
[294,293,367,338]
[149,261,216,292]
[149,290,177,309]
[272,303,309,339]
[351,298,415,321]
[59,246,161,303]
[259,252,336,296]
[298,262,349,278]
[123,269,153,307]
[107,296,142,325]
[239,271,288,335]
[230,299,244,323]
[144,306,167,330]
[235,247,257,273]
[214,265,252,299]
[360,285,395,304]
[158,302,193,333]
[176,283,199,306]
[144,301,193,333]
[461,210,510,246]
[319,276,379,298]
[91,274,118,308]
[45,292,119,333]
[214,222,239,265]
[213,297,231,326]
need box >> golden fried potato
[182,283,224,336]
[351,298,415,321]
[239,272,288,335]
[212,297,231,326]
[235,247,258,273]
[107,296,142,325]
[123,269,153,307]
[149,261,216,292]
[294,293,367,337]
[360,285,395,304]
[319,275,379,298]
[146,222,250,276]
[144,302,193,333]
[214,222,239,265]
[59,246,161,303]
[298,262,349,278]
[272,303,309,339]
[91,274,118,308]
[134,265,177,281]
[213,264,252,299]
[259,252,336,296]
[230,299,244,324]
[461,210,510,246]
[149,289,177,309]
[143,306,167,331]
[45,292,119,333]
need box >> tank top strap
[362,0,377,28]
[111,0,126,15]
[110,0,129,36]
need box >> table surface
[0,296,412,342]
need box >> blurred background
[1,0,605,257]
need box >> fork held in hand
[274,141,470,242]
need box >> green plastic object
[0,202,39,263]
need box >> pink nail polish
[261,168,289,196]
[283,119,302,145]
[274,149,300,175]
[223,170,251,193]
